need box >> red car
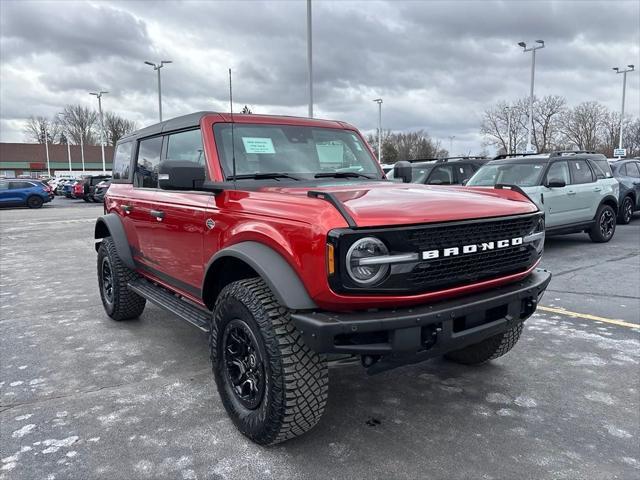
[72,180,84,199]
[94,112,550,444]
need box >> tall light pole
[612,64,635,156]
[145,60,172,122]
[306,0,313,118]
[43,123,51,177]
[90,91,108,173]
[448,135,456,156]
[518,40,544,153]
[373,98,383,162]
[58,112,72,172]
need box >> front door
[542,161,574,228]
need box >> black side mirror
[461,178,469,186]
[393,161,413,183]
[546,178,566,188]
[158,161,206,190]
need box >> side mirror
[546,178,566,188]
[393,161,413,183]
[461,178,469,186]
[158,161,206,190]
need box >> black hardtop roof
[489,151,607,165]
[119,111,215,143]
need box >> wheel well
[202,257,259,310]
[624,191,636,204]
[601,197,617,212]
[95,220,110,239]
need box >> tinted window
[134,137,163,188]
[0,182,8,190]
[569,160,594,184]
[458,164,476,182]
[166,129,205,164]
[618,164,628,176]
[113,142,133,180]
[626,162,640,177]
[590,158,612,178]
[546,161,570,185]
[427,165,454,185]
[9,181,34,189]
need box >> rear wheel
[589,204,616,242]
[26,196,43,209]
[618,196,634,225]
[97,237,146,321]
[445,323,524,365]
[210,278,328,445]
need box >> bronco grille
[330,213,542,295]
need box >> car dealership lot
[1,203,638,480]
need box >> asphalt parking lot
[1,200,639,480]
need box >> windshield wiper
[229,173,302,181]
[314,172,375,179]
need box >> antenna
[229,68,237,190]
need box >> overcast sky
[1,0,638,154]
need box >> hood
[261,182,538,228]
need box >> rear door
[627,162,640,209]
[426,164,455,185]
[148,128,208,296]
[543,160,574,228]
[568,159,598,221]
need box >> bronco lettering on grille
[421,237,523,260]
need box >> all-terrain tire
[210,278,328,445]
[588,204,616,243]
[26,195,43,209]
[97,236,146,321]
[444,322,524,365]
[618,195,634,225]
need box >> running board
[128,278,210,332]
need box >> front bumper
[292,269,551,356]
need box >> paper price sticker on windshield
[242,137,275,154]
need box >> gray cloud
[1,0,638,156]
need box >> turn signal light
[327,244,335,276]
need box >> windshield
[467,162,544,187]
[213,123,381,180]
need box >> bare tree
[480,98,529,154]
[560,101,607,151]
[367,130,446,162]
[532,95,567,152]
[23,116,61,144]
[241,105,252,114]
[625,118,640,158]
[59,104,99,145]
[104,112,137,146]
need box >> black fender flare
[205,242,317,310]
[94,213,135,270]
[596,195,619,215]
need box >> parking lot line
[538,305,639,329]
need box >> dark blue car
[609,159,640,224]
[0,179,53,209]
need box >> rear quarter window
[113,141,133,182]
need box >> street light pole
[518,40,545,153]
[612,65,635,155]
[90,90,108,173]
[448,135,456,156]
[373,99,383,162]
[43,124,51,177]
[144,60,172,122]
[307,0,313,118]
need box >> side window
[618,164,628,176]
[458,164,476,182]
[9,181,31,189]
[427,165,454,185]
[568,160,594,184]
[112,141,133,181]
[134,137,163,188]
[0,182,8,190]
[626,162,640,178]
[546,161,570,185]
[166,129,205,165]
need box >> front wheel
[445,323,524,365]
[210,278,328,445]
[618,196,634,225]
[589,204,616,242]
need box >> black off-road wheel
[589,204,616,243]
[618,196,634,225]
[210,278,328,445]
[97,237,146,321]
[26,196,43,209]
[444,322,524,365]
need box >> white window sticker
[242,137,275,154]
[316,143,344,164]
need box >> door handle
[150,210,165,220]
[593,187,602,192]
[121,204,133,213]
[567,190,576,196]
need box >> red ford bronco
[95,112,550,445]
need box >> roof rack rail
[549,150,598,157]
[492,153,540,160]
[402,156,488,163]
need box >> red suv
[94,112,550,445]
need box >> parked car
[72,180,85,199]
[467,151,619,242]
[0,179,53,208]
[387,157,489,185]
[609,158,640,224]
[92,179,111,203]
[94,111,550,445]
[62,180,78,198]
[82,175,111,202]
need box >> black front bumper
[292,269,551,357]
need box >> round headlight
[346,237,389,286]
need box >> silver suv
[467,152,619,242]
